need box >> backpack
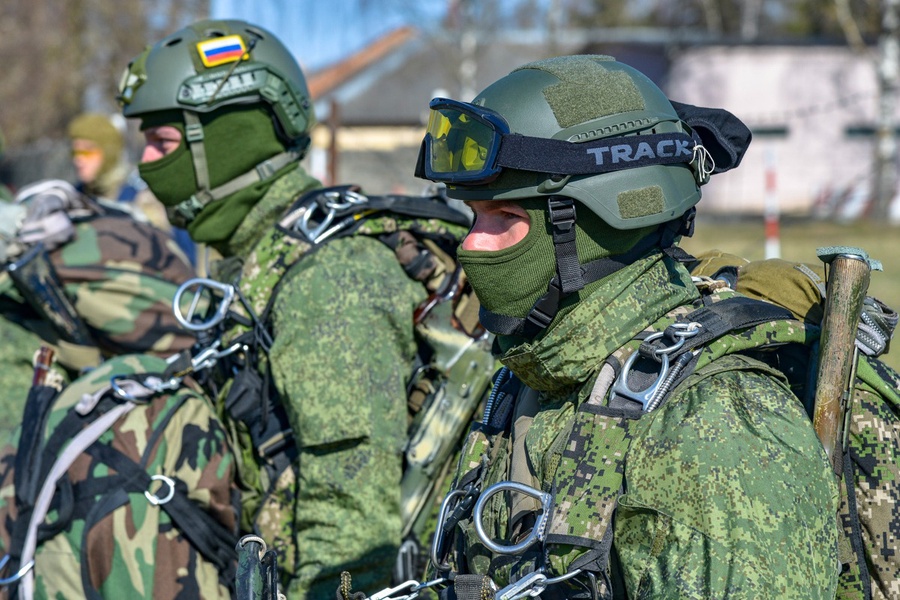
[175,186,497,583]
[0,352,239,599]
[684,250,900,600]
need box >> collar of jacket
[219,165,321,258]
[498,250,699,398]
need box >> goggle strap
[496,131,698,177]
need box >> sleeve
[613,355,840,599]
[267,235,427,598]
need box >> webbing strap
[548,198,584,295]
[18,401,135,599]
[183,111,210,192]
[663,296,795,354]
[84,443,237,577]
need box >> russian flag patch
[197,35,247,68]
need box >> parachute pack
[0,186,496,597]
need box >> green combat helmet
[416,55,749,339]
[117,19,316,229]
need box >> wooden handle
[812,253,870,471]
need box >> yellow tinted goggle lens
[426,108,494,175]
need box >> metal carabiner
[430,487,469,570]
[172,278,236,332]
[473,481,552,556]
[366,579,420,600]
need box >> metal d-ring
[610,332,672,411]
[145,474,176,506]
[473,481,552,556]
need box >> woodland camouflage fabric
[0,211,196,368]
[0,354,238,599]
[448,252,840,599]
[210,168,469,598]
[50,212,196,357]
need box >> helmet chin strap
[168,109,306,227]
[478,199,696,340]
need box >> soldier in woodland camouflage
[0,354,238,598]
[114,19,477,598]
[0,182,196,439]
[412,56,840,599]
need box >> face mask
[457,198,655,327]
[137,140,196,208]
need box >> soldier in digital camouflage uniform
[115,19,473,598]
[0,181,196,440]
[411,55,840,599]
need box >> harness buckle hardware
[612,323,702,411]
[473,481,552,556]
[144,474,176,506]
[173,277,236,332]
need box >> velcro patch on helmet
[518,56,646,128]
[197,35,246,68]
[617,186,664,219]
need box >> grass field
[680,217,900,372]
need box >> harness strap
[83,443,237,578]
[17,401,136,599]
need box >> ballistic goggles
[415,98,702,185]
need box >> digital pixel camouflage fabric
[210,168,472,598]
[446,252,840,598]
[689,252,900,600]
[0,354,239,599]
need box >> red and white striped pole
[764,148,781,260]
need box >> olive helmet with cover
[117,19,317,233]
[419,55,708,229]
[416,55,750,338]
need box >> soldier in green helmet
[110,18,481,599]
[408,55,840,599]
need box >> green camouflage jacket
[448,252,839,599]
[212,167,468,598]
[0,354,239,599]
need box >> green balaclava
[138,105,289,247]
[457,198,656,339]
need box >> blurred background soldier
[67,112,196,264]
